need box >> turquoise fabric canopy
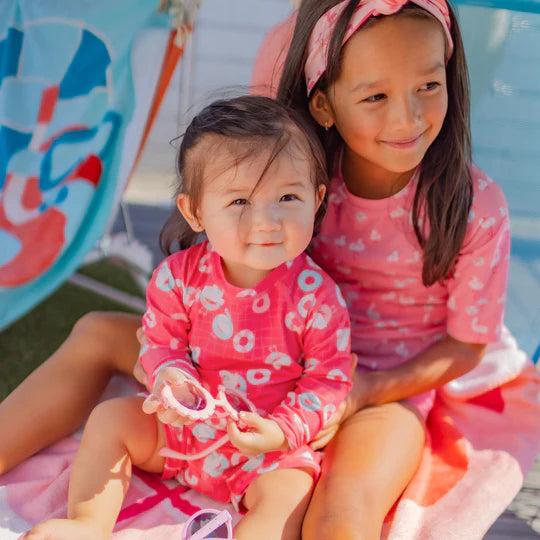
[0,1,171,329]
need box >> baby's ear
[176,194,204,232]
[309,89,335,130]
[316,184,326,209]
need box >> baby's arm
[228,280,352,455]
[139,258,200,425]
[269,282,353,450]
[139,261,198,385]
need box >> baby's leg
[0,311,141,475]
[235,468,314,540]
[302,402,425,540]
[22,395,165,540]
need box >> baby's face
[196,145,325,288]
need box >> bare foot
[21,518,107,540]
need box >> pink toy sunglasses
[160,379,257,423]
[182,508,235,540]
[158,379,257,461]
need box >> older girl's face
[311,14,448,194]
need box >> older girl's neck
[342,151,415,200]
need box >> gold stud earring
[324,121,329,131]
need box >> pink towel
[1,335,539,539]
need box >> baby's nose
[252,203,281,231]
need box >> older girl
[253,0,540,538]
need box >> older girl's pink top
[309,164,510,370]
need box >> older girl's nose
[390,94,422,129]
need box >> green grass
[0,260,144,400]
[78,259,146,297]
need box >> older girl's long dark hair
[277,0,473,286]
[159,95,329,254]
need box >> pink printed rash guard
[139,241,352,449]
[309,163,510,371]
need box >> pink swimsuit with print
[309,163,510,418]
[140,241,352,509]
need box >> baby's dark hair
[159,95,329,254]
[278,0,473,286]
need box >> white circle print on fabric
[336,327,350,351]
[182,285,200,308]
[285,311,303,333]
[327,368,348,382]
[155,262,176,292]
[285,391,296,407]
[198,252,212,273]
[297,270,322,292]
[265,350,292,370]
[304,357,319,372]
[308,304,332,330]
[242,454,264,472]
[213,310,234,340]
[252,293,270,313]
[143,309,156,328]
[298,392,322,411]
[200,284,225,311]
[233,329,255,353]
[192,423,216,443]
[219,370,247,392]
[246,369,271,385]
[203,453,229,477]
[182,469,199,486]
[298,294,316,317]
[335,284,347,307]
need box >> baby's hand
[142,367,197,427]
[227,412,288,455]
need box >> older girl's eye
[420,81,440,91]
[364,93,386,103]
[231,198,248,206]
[280,194,298,202]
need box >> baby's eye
[419,81,440,91]
[364,93,386,103]
[231,198,248,206]
[280,193,298,202]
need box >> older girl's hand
[309,393,357,450]
[310,354,371,450]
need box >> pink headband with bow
[304,0,454,95]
